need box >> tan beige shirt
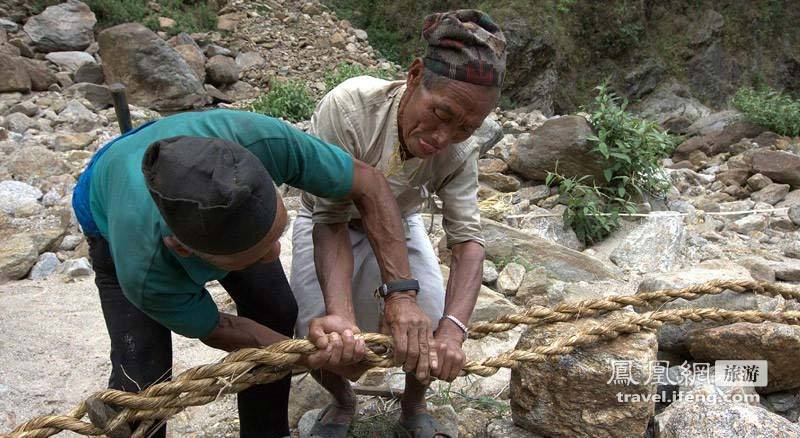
[301,76,484,247]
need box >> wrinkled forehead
[430,80,499,121]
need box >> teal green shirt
[88,110,354,338]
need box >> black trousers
[88,235,297,438]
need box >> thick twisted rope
[469,279,799,337]
[4,280,800,438]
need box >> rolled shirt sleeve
[435,145,485,247]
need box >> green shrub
[547,83,676,244]
[732,87,800,137]
[322,61,397,93]
[249,79,316,122]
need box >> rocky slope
[1,1,800,437]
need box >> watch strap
[375,279,420,298]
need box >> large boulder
[655,386,800,437]
[609,213,685,273]
[0,180,42,217]
[6,146,70,181]
[173,44,206,83]
[98,23,208,111]
[0,233,38,282]
[672,121,763,161]
[21,58,57,91]
[44,51,96,74]
[630,80,711,133]
[510,313,657,437]
[751,150,800,188]
[0,53,30,92]
[507,115,605,183]
[205,55,240,87]
[482,218,619,282]
[635,261,784,354]
[686,109,745,136]
[687,322,800,394]
[23,0,95,53]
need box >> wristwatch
[374,279,420,299]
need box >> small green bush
[732,87,800,137]
[322,61,397,93]
[249,79,316,122]
[547,83,676,244]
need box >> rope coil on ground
[4,280,799,438]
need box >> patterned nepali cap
[422,9,507,87]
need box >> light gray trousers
[290,208,445,337]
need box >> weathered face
[399,59,499,159]
[169,195,289,271]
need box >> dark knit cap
[422,9,507,87]
[142,136,277,256]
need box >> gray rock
[623,58,666,99]
[6,146,69,181]
[59,234,83,251]
[790,205,800,226]
[771,259,800,282]
[21,58,58,91]
[23,0,96,52]
[28,252,60,280]
[0,18,19,33]
[764,391,800,422]
[206,55,241,86]
[296,408,321,438]
[751,183,790,205]
[220,80,259,100]
[718,199,755,220]
[353,29,368,41]
[610,213,685,272]
[478,172,520,192]
[746,173,773,191]
[630,80,711,133]
[5,112,37,133]
[0,180,42,216]
[44,51,96,73]
[517,185,551,204]
[0,53,30,92]
[442,264,520,323]
[204,84,232,104]
[473,117,503,156]
[173,44,206,83]
[636,262,782,354]
[52,132,95,152]
[204,44,232,58]
[655,385,800,437]
[0,233,38,281]
[98,23,208,111]
[73,62,104,84]
[235,51,265,70]
[54,100,101,132]
[687,41,743,108]
[751,150,800,188]
[64,83,113,109]
[726,214,768,234]
[507,115,604,183]
[518,207,584,251]
[482,259,499,284]
[58,257,92,278]
[688,322,800,393]
[691,9,724,46]
[487,417,542,438]
[736,257,776,282]
[497,262,526,296]
[511,311,657,438]
[9,101,38,117]
[287,375,332,428]
[482,218,619,282]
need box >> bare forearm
[200,313,287,352]
[313,223,356,319]
[349,160,413,283]
[442,241,485,325]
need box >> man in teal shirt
[72,109,425,437]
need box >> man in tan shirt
[291,10,506,437]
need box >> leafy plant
[732,86,800,137]
[249,79,316,122]
[323,61,397,93]
[547,83,676,244]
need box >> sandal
[85,397,132,438]
[394,412,454,438]
[308,404,352,438]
